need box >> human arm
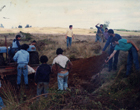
[16,40,20,50]
[27,53,29,63]
[13,52,18,62]
[35,66,39,83]
[105,50,117,63]
[65,30,68,38]
[127,40,139,51]
[102,37,111,52]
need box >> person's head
[21,44,29,50]
[111,37,119,46]
[105,28,108,32]
[31,40,37,45]
[100,24,103,28]
[69,25,73,29]
[108,29,114,36]
[56,48,63,55]
[16,35,21,40]
[40,55,48,64]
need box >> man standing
[52,48,72,90]
[13,44,29,89]
[65,25,74,49]
[102,29,122,72]
[95,23,104,42]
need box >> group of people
[95,23,140,77]
[35,48,72,96]
[10,35,72,96]
[9,24,140,97]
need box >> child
[52,48,72,90]
[13,44,29,89]
[105,37,140,76]
[35,55,51,97]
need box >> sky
[0,0,140,30]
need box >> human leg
[126,49,133,75]
[131,46,140,71]
[44,82,49,97]
[69,37,72,47]
[22,64,28,85]
[113,50,120,70]
[37,82,44,96]
[95,34,99,42]
[17,64,22,85]
[57,73,64,90]
[66,37,69,48]
[108,48,114,71]
[63,72,69,90]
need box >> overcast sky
[0,0,140,30]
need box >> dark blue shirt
[96,26,104,34]
[102,34,122,51]
[35,64,51,83]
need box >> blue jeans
[17,64,28,85]
[37,82,49,97]
[95,34,102,42]
[126,46,140,75]
[67,36,72,48]
[9,48,19,59]
[57,72,69,90]
[109,47,120,70]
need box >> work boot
[17,84,20,90]
[108,68,112,72]
[25,84,29,89]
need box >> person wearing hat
[52,48,72,90]
[102,29,122,72]
[95,23,104,42]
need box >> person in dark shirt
[95,23,104,42]
[35,55,51,97]
[102,29,122,72]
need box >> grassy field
[1,27,140,36]
[0,28,140,109]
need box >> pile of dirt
[70,53,107,80]
[50,53,108,92]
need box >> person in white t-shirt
[65,25,74,49]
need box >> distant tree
[30,26,32,28]
[0,24,4,28]
[103,21,110,30]
[18,25,22,28]
[90,27,93,29]
[25,24,30,28]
